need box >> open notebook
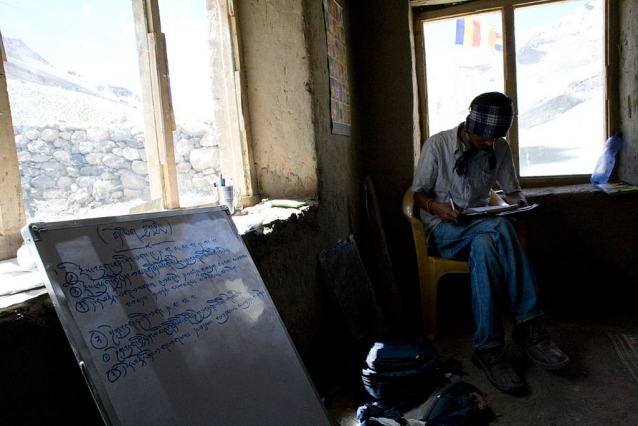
[461,203,538,217]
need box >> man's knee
[471,234,496,252]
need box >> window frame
[0,0,259,259]
[412,0,618,187]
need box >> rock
[199,130,219,147]
[30,154,50,163]
[25,129,42,140]
[179,121,208,137]
[53,138,72,150]
[77,176,98,189]
[15,134,30,149]
[189,147,220,171]
[53,150,72,164]
[111,128,132,142]
[120,170,148,190]
[31,175,56,190]
[88,127,111,142]
[57,176,74,189]
[59,131,73,140]
[101,154,127,169]
[41,129,59,142]
[122,147,140,161]
[94,141,117,154]
[85,153,104,165]
[123,188,143,199]
[176,162,192,173]
[78,141,94,154]
[93,180,117,201]
[27,140,53,155]
[40,161,67,176]
[175,138,195,156]
[101,172,118,180]
[131,160,149,175]
[67,167,80,178]
[80,165,104,176]
[69,188,91,204]
[126,139,144,149]
[17,151,32,162]
[71,130,88,143]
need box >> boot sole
[472,353,526,393]
[523,348,570,371]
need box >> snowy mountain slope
[3,37,142,125]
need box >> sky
[0,0,213,121]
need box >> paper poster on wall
[323,0,351,136]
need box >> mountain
[4,37,142,125]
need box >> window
[414,0,608,182]
[0,0,256,228]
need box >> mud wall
[618,0,638,183]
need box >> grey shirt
[411,124,522,236]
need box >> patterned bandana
[465,103,514,139]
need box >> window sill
[0,198,317,311]
[233,198,317,235]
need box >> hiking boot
[513,318,570,371]
[472,347,525,393]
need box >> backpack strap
[403,375,461,420]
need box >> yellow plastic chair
[402,188,508,340]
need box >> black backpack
[358,336,491,426]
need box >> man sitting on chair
[411,91,569,393]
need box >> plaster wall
[349,0,420,314]
[618,0,638,184]
[236,0,361,390]
[237,0,319,199]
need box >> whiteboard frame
[22,206,331,425]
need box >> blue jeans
[429,216,543,350]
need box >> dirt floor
[325,288,638,426]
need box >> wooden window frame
[412,0,618,187]
[0,1,259,259]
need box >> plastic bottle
[591,131,623,184]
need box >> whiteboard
[22,207,330,426]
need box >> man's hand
[431,201,460,223]
[414,191,461,223]
[504,190,529,207]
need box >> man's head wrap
[454,92,513,176]
[464,92,514,139]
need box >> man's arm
[504,190,529,207]
[413,191,460,223]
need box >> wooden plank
[131,0,164,203]
[131,0,179,209]
[0,32,26,259]
[502,5,521,172]
[148,33,179,209]
[228,0,261,206]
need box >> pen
[448,191,458,224]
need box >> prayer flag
[488,24,503,51]
[455,18,481,47]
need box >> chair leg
[421,270,439,341]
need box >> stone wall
[14,122,223,219]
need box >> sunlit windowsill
[232,198,317,235]
[0,198,317,311]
